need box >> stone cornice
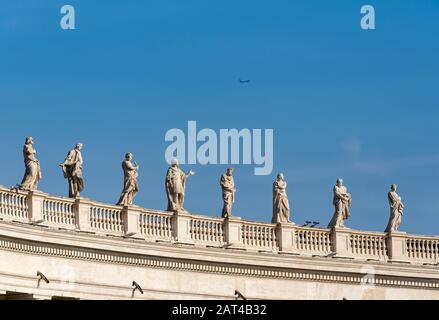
[1,220,439,291]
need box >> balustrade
[190,215,224,246]
[0,186,437,264]
[0,188,28,222]
[139,210,173,241]
[295,227,332,255]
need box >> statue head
[336,178,343,187]
[125,152,133,161]
[391,184,397,191]
[25,137,34,145]
[226,167,234,176]
[171,158,179,167]
[277,173,284,181]
[76,143,83,150]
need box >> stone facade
[1,186,439,300]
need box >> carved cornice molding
[1,222,439,291]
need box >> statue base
[386,231,410,264]
[330,227,355,259]
[276,222,299,255]
[224,216,245,249]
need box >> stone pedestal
[224,216,244,249]
[123,205,142,238]
[172,211,194,245]
[331,227,354,259]
[75,197,93,232]
[387,231,410,263]
[276,223,298,254]
[28,190,47,224]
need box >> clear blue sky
[1,1,438,235]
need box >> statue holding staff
[220,168,236,218]
[272,173,291,223]
[60,143,84,198]
[385,184,404,232]
[165,159,195,212]
[19,137,42,191]
[328,178,351,228]
[117,153,139,206]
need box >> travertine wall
[1,221,439,300]
[1,186,439,300]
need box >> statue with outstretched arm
[165,159,195,212]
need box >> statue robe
[220,174,235,218]
[272,179,290,223]
[385,191,404,232]
[166,166,188,211]
[117,160,139,206]
[328,185,351,228]
[20,143,42,191]
[61,149,84,198]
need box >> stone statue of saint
[328,178,351,228]
[220,168,236,218]
[272,173,291,224]
[165,159,195,212]
[385,184,404,232]
[117,153,139,206]
[60,143,84,198]
[19,137,42,191]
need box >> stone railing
[294,226,332,256]
[42,195,76,228]
[406,235,439,264]
[189,214,225,247]
[139,209,173,241]
[349,230,388,261]
[0,186,437,264]
[0,188,29,222]
[241,220,277,251]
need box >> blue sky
[1,1,438,235]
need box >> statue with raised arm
[272,173,291,223]
[60,143,84,198]
[19,137,42,191]
[385,184,404,232]
[220,168,236,218]
[117,153,139,206]
[165,159,195,212]
[328,178,351,228]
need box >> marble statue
[19,137,42,191]
[385,184,404,232]
[272,173,291,223]
[60,143,84,198]
[165,159,195,212]
[117,153,139,206]
[328,178,351,228]
[220,168,236,218]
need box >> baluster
[427,241,433,259]
[159,216,163,237]
[156,216,160,237]
[98,208,103,230]
[361,236,365,255]
[303,231,308,250]
[434,242,438,261]
[414,240,419,259]
[150,215,154,236]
